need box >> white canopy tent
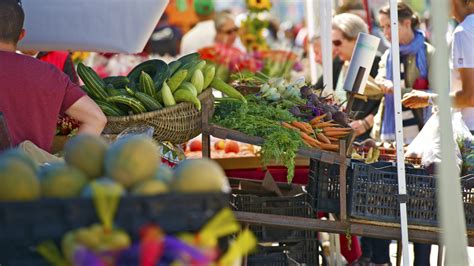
[17,0,169,53]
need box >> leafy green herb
[213,97,302,182]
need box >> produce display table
[234,211,474,246]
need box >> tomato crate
[231,193,316,243]
[0,193,229,266]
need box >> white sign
[343,33,380,95]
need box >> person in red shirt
[0,0,106,152]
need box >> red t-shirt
[0,51,85,152]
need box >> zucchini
[203,65,216,89]
[210,77,247,103]
[106,95,147,114]
[77,63,108,100]
[167,69,188,93]
[134,92,163,111]
[139,71,158,98]
[178,81,197,97]
[184,60,206,81]
[161,81,176,107]
[95,100,126,116]
[127,59,169,90]
[103,76,130,88]
[173,89,201,110]
[168,60,182,77]
[191,69,204,94]
[177,52,200,65]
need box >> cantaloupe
[104,136,160,188]
[39,163,88,198]
[64,135,108,179]
[0,151,40,201]
[171,158,229,193]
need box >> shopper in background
[0,0,106,152]
[180,0,245,55]
[367,3,435,266]
[331,13,383,140]
[402,0,474,132]
[372,2,435,145]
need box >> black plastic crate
[248,239,321,266]
[347,164,474,227]
[231,193,315,242]
[307,159,392,213]
[0,193,229,265]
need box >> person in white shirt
[180,2,245,55]
[402,0,474,131]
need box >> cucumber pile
[78,53,246,117]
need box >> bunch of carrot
[281,114,352,152]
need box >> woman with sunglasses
[331,13,383,140]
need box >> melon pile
[0,135,230,202]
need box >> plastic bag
[116,126,154,140]
[405,111,472,171]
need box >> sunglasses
[332,39,343,47]
[221,27,239,35]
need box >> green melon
[105,135,160,188]
[81,177,125,197]
[132,179,169,196]
[171,158,229,193]
[0,148,38,172]
[0,151,40,201]
[154,164,174,184]
[64,135,109,179]
[39,163,88,198]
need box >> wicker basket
[103,88,214,144]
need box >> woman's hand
[376,78,394,94]
[350,119,369,137]
[402,90,433,109]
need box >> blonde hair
[213,11,235,31]
[332,13,368,40]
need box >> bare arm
[451,68,474,107]
[403,68,474,108]
[65,96,107,135]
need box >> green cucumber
[177,52,200,65]
[134,92,163,111]
[139,71,158,98]
[168,60,182,76]
[173,89,201,110]
[106,95,146,114]
[96,100,126,116]
[103,76,130,88]
[167,69,188,93]
[178,81,197,97]
[210,77,246,103]
[127,59,169,90]
[161,81,176,107]
[77,63,108,100]
[203,65,216,89]
[184,60,206,81]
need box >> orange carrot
[324,131,350,137]
[327,136,339,141]
[281,121,298,130]
[292,121,312,134]
[320,143,340,152]
[316,133,331,144]
[323,127,352,133]
[309,113,327,125]
[302,139,318,148]
[300,131,321,146]
[312,121,339,128]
